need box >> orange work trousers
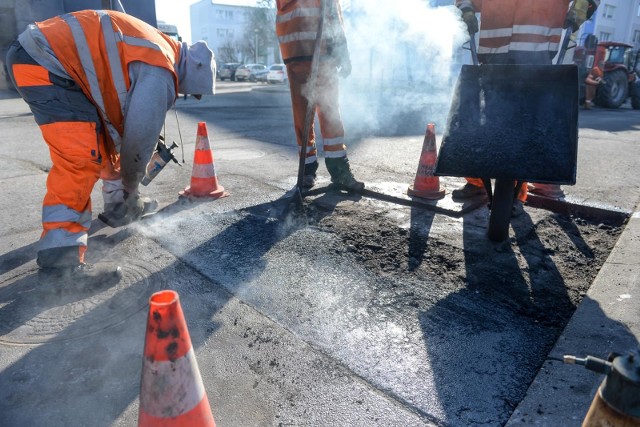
[285,60,347,163]
[6,41,116,257]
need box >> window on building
[634,30,640,44]
[602,4,615,18]
[225,11,234,20]
[216,28,234,39]
[216,10,224,20]
[599,31,611,41]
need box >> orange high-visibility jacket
[276,0,345,63]
[35,10,181,153]
[457,0,572,56]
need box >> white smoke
[340,1,470,135]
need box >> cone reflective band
[180,122,229,199]
[407,123,445,200]
[138,290,216,427]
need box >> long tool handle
[556,1,576,65]
[556,28,572,65]
[469,33,479,66]
[296,0,327,197]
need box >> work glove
[329,36,352,78]
[338,54,352,78]
[461,8,478,35]
[564,9,581,32]
[99,190,146,227]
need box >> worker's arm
[328,0,351,77]
[455,0,479,12]
[567,0,599,31]
[456,0,480,34]
[119,62,175,196]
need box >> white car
[235,64,267,82]
[267,64,288,84]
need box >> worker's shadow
[417,207,584,424]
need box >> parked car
[255,68,269,83]
[219,62,241,81]
[267,64,288,84]
[235,64,268,82]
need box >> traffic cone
[407,123,446,200]
[179,122,229,199]
[138,290,216,427]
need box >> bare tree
[242,0,280,64]
[218,40,240,63]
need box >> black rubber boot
[37,247,122,289]
[325,157,364,191]
[301,160,319,188]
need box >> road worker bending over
[276,0,364,190]
[6,10,216,286]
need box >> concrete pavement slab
[507,205,640,426]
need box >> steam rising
[340,1,469,136]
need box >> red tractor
[575,36,640,109]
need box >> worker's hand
[564,9,579,32]
[123,191,145,218]
[330,36,352,78]
[461,8,478,34]
[338,56,352,78]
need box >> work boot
[511,200,525,217]
[301,160,318,189]
[527,183,565,200]
[452,183,486,199]
[325,157,365,191]
[37,247,122,289]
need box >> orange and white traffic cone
[407,123,446,200]
[138,290,216,427]
[179,122,229,200]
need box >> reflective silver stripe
[63,15,107,119]
[481,26,561,39]
[140,348,206,417]
[323,136,344,147]
[479,28,513,39]
[43,204,92,225]
[513,25,562,37]
[278,31,318,44]
[192,163,216,178]
[477,41,559,54]
[305,155,318,163]
[323,136,346,158]
[122,34,163,50]
[39,228,88,250]
[99,12,128,116]
[276,7,320,24]
[62,14,123,151]
[509,41,559,51]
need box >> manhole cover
[0,259,164,345]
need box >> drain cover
[0,259,164,345]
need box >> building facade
[580,0,640,46]
[190,0,256,64]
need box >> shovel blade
[435,64,579,184]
